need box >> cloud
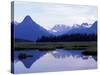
[14,1,98,30]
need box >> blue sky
[14,1,98,30]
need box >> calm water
[13,49,97,74]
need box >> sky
[14,1,98,30]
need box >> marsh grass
[14,41,97,56]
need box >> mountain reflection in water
[13,49,97,74]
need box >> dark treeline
[36,34,97,42]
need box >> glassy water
[13,49,97,74]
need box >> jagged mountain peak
[50,21,97,35]
[50,24,72,36]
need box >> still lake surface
[13,49,97,74]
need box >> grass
[14,41,97,56]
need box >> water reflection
[13,49,97,74]
[51,49,82,59]
[14,50,47,68]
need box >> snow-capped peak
[81,23,92,28]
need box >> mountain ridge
[13,15,52,41]
[50,21,97,35]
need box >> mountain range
[50,21,97,36]
[11,15,97,41]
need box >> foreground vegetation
[14,41,97,56]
